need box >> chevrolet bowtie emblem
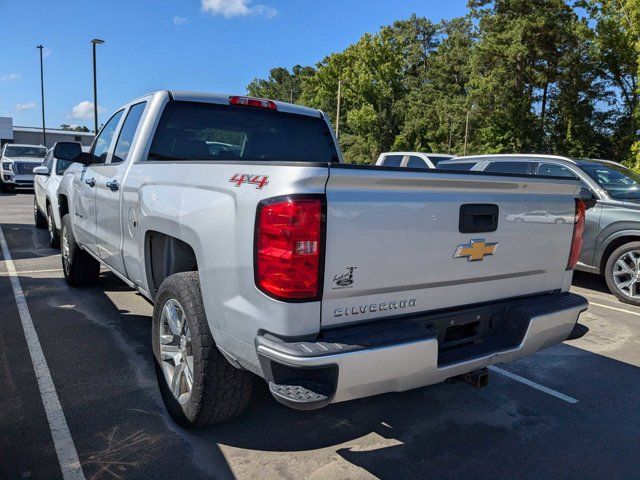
[453,239,498,262]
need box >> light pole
[91,39,105,134]
[36,45,46,147]
[335,79,342,139]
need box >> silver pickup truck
[54,91,588,428]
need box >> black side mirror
[53,142,83,162]
[579,186,597,209]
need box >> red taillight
[255,197,323,300]
[229,95,277,110]
[567,199,586,270]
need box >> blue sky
[0,0,467,129]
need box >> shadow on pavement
[572,270,609,294]
[3,218,640,479]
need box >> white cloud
[16,102,36,111]
[201,0,277,18]
[70,101,105,120]
[43,47,53,58]
[1,73,21,81]
[173,16,188,25]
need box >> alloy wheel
[47,208,54,241]
[612,250,640,298]
[61,227,70,275]
[158,298,194,405]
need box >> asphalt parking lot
[1,191,639,480]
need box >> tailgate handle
[459,204,499,233]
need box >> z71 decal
[229,173,270,190]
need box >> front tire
[61,214,100,287]
[152,272,253,428]
[34,199,47,228]
[47,204,60,248]
[605,242,640,306]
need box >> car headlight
[2,162,13,172]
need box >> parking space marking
[0,226,86,480]
[488,366,578,404]
[588,301,640,318]
[0,267,63,276]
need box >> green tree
[394,18,475,154]
[582,0,639,163]
[301,29,408,163]
[246,65,315,103]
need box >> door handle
[106,180,119,192]
[85,178,96,187]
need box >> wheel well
[145,231,198,297]
[58,194,69,219]
[600,236,640,273]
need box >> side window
[91,110,124,164]
[43,150,53,170]
[484,161,531,175]
[381,155,403,167]
[536,163,578,179]
[55,158,74,176]
[406,156,428,168]
[112,102,147,164]
[439,162,476,171]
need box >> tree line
[247,0,640,167]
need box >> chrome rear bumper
[256,293,588,409]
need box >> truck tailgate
[322,165,579,327]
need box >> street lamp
[91,38,105,135]
[36,45,46,147]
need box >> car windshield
[4,146,47,158]
[579,162,640,199]
[148,101,339,163]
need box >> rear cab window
[380,155,404,167]
[406,156,428,168]
[148,101,339,163]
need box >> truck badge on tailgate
[453,239,498,262]
[333,266,356,289]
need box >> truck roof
[440,153,619,167]
[167,90,323,118]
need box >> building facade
[0,117,95,148]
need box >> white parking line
[488,366,579,404]
[0,268,63,276]
[589,301,640,318]
[0,226,86,480]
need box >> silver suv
[439,154,640,305]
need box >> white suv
[0,144,48,192]
[375,152,454,169]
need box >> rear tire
[152,272,253,428]
[47,204,60,248]
[604,241,640,307]
[34,198,47,229]
[61,214,100,287]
